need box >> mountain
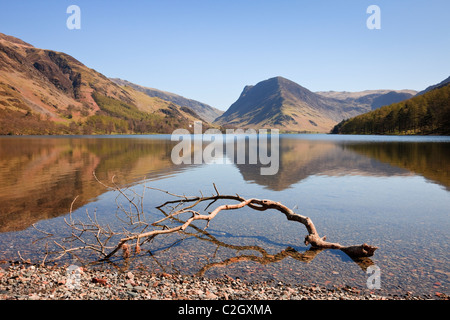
[416,75,450,96]
[317,90,416,110]
[0,33,205,135]
[332,81,450,135]
[110,78,223,123]
[214,76,412,133]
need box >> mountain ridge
[214,76,415,133]
[332,78,450,135]
[110,78,223,123]
[0,33,440,136]
[416,76,450,96]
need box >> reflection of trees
[234,138,411,191]
[345,142,450,190]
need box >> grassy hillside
[331,83,450,135]
[110,78,223,123]
[88,93,202,134]
[0,33,206,135]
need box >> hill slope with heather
[110,78,223,123]
[0,33,205,135]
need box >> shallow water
[0,134,449,296]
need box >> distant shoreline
[1,132,450,137]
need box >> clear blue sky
[1,0,449,110]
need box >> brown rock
[91,277,107,285]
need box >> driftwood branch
[102,184,377,260]
[32,175,377,267]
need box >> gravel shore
[0,263,447,300]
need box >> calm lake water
[0,134,449,296]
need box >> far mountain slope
[110,78,223,123]
[316,90,416,110]
[416,75,450,96]
[332,82,450,135]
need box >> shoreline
[0,263,447,301]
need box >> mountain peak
[214,76,415,133]
[268,75,288,82]
[263,76,300,87]
[214,76,348,132]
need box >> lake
[0,134,449,297]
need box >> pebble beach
[0,263,447,301]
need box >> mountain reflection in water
[0,135,449,232]
[0,135,449,297]
[0,136,183,232]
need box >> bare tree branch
[31,174,377,268]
